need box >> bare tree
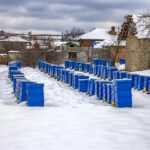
[65,26,85,40]
[138,10,150,35]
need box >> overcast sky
[0,0,149,34]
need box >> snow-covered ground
[0,65,150,150]
[133,70,150,76]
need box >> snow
[79,28,111,40]
[0,53,7,56]
[1,36,28,43]
[0,65,150,150]
[133,70,150,76]
[8,50,20,53]
[116,63,126,70]
[132,14,150,39]
[94,36,126,48]
[52,41,67,48]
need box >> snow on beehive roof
[1,36,28,42]
[79,28,110,40]
[132,14,150,39]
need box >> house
[119,15,150,71]
[94,35,126,64]
[78,27,116,47]
[84,27,126,64]
[0,36,29,52]
[52,41,80,60]
[0,36,29,63]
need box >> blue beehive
[55,66,63,79]
[57,67,64,80]
[64,70,70,84]
[119,58,126,65]
[42,62,46,72]
[102,66,108,79]
[38,61,42,71]
[93,65,99,76]
[18,80,35,103]
[95,80,101,97]
[106,60,112,67]
[92,59,101,66]
[143,76,150,92]
[44,63,48,73]
[134,76,138,89]
[15,78,26,98]
[12,72,24,81]
[51,65,57,77]
[9,66,18,77]
[56,68,61,80]
[106,84,114,104]
[69,61,75,70]
[88,79,96,96]
[47,64,52,75]
[113,71,120,80]
[84,63,90,73]
[98,59,103,65]
[137,75,145,90]
[37,61,41,69]
[65,61,70,69]
[10,70,23,81]
[128,73,138,88]
[46,63,50,74]
[68,71,74,86]
[73,74,89,89]
[98,81,112,100]
[60,69,65,82]
[107,67,118,80]
[102,59,107,66]
[89,64,93,74]
[79,63,85,72]
[74,62,80,71]
[41,62,45,72]
[27,83,44,107]
[114,79,132,107]
[13,75,25,93]
[102,82,112,102]
[79,79,89,92]
[111,84,115,106]
[148,81,150,94]
[119,72,128,79]
[97,66,101,77]
[9,61,21,70]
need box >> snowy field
[0,65,150,150]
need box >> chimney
[111,26,115,33]
[109,26,116,35]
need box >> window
[69,52,77,60]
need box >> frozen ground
[0,65,150,150]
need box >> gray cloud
[0,0,149,33]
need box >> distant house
[94,35,126,64]
[119,15,150,71]
[0,36,29,63]
[0,36,29,52]
[81,27,126,64]
[52,41,80,60]
[78,27,116,48]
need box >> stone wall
[45,48,111,65]
[126,35,150,71]
[91,48,111,60]
[111,47,126,63]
